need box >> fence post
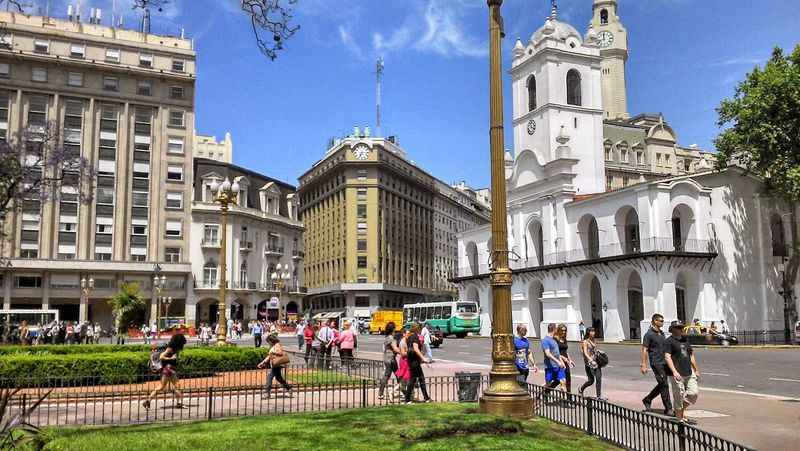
[586,396,594,435]
[361,379,367,407]
[678,419,687,451]
[207,387,213,420]
[21,393,28,413]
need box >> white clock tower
[590,0,629,120]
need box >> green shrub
[0,347,268,386]
[0,344,152,356]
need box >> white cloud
[709,57,766,67]
[372,26,413,54]
[414,0,485,58]
[338,24,365,60]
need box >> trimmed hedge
[0,344,152,356]
[0,347,269,386]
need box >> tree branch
[241,0,300,61]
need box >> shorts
[545,367,566,383]
[161,366,177,378]
[669,374,699,409]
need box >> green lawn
[37,403,618,451]
[285,369,366,385]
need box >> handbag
[595,350,609,368]
[271,353,290,367]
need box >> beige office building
[0,11,196,329]
[298,131,490,317]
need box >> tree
[107,282,146,336]
[715,45,800,340]
[0,122,96,239]
[131,0,300,61]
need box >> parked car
[686,332,738,346]
[430,327,445,348]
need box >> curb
[459,335,799,349]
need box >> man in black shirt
[665,321,701,424]
[640,313,673,416]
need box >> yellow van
[369,309,403,334]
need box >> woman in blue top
[514,324,539,387]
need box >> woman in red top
[303,322,315,364]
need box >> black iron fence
[3,366,754,451]
[727,329,794,345]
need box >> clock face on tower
[526,119,536,135]
[352,144,370,160]
[598,31,614,48]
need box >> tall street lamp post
[210,177,240,345]
[80,276,94,325]
[271,263,291,321]
[478,0,534,418]
[153,274,166,337]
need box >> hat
[669,321,685,331]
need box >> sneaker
[423,398,433,403]
[683,418,698,425]
[404,401,413,405]
[664,409,676,417]
[596,397,608,402]
[141,400,151,410]
[642,399,652,412]
[378,394,385,400]
[175,403,187,409]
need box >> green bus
[402,301,481,338]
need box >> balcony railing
[240,241,254,252]
[264,245,284,256]
[195,279,220,289]
[292,249,305,259]
[201,238,220,248]
[230,281,258,290]
[456,237,717,278]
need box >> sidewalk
[415,356,798,451]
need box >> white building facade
[454,4,799,341]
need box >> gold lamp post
[271,263,291,321]
[80,276,94,325]
[153,274,166,337]
[478,0,534,418]
[210,177,240,345]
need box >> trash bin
[455,372,481,402]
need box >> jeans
[564,365,572,392]
[339,348,354,367]
[580,365,602,398]
[297,335,305,349]
[304,343,314,364]
[643,363,673,411]
[317,346,332,369]
[404,363,430,402]
[254,334,262,348]
[265,366,292,393]
[378,359,398,397]
[516,368,529,388]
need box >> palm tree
[107,282,146,338]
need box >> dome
[531,18,583,45]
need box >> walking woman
[143,334,187,410]
[337,321,357,367]
[579,327,605,400]
[403,324,432,404]
[378,322,401,399]
[258,335,293,399]
[556,324,575,392]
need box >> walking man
[252,320,263,348]
[641,313,674,416]
[665,321,700,424]
[542,323,566,397]
[316,320,334,369]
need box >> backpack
[148,345,167,372]
[595,350,609,368]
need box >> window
[32,67,47,82]
[357,169,367,181]
[527,75,537,111]
[28,95,48,126]
[357,256,367,268]
[34,39,49,54]
[622,175,629,187]
[59,221,76,232]
[137,80,152,96]
[357,204,367,219]
[665,155,671,168]
[95,251,112,261]
[566,69,582,106]
[95,187,114,204]
[167,164,183,181]
[637,151,644,165]
[0,62,8,77]
[604,146,611,161]
[203,224,219,244]
[132,224,147,235]
[621,149,628,163]
[771,214,787,256]
[105,48,120,63]
[96,223,113,234]
[684,160,691,172]
[69,43,85,58]
[167,137,184,154]
[132,191,148,207]
[172,59,185,72]
[204,261,218,285]
[15,276,42,288]
[606,176,613,191]
[168,110,185,127]
[20,249,38,258]
[67,72,83,87]
[166,192,183,209]
[656,154,663,167]
[97,159,116,175]
[165,220,182,238]
[357,188,367,201]
[103,76,119,91]
[165,247,181,263]
[357,221,367,233]
[139,53,153,68]
[357,276,368,284]
[132,162,150,179]
[357,239,367,252]
[0,34,12,49]
[600,9,609,24]
[169,86,184,99]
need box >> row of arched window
[526,69,582,112]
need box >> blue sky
[36,0,800,188]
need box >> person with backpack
[579,327,606,400]
[403,323,432,405]
[258,335,293,399]
[142,334,187,410]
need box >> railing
[456,237,717,278]
[240,241,254,251]
[201,239,220,247]
[728,329,794,345]
[195,280,220,289]
[292,250,305,259]
[527,385,754,451]
[265,245,284,255]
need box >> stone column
[3,270,11,310]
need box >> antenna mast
[376,57,384,138]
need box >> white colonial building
[454,2,799,341]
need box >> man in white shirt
[316,320,334,369]
[420,322,433,361]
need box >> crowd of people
[1,320,105,345]
[513,313,702,425]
